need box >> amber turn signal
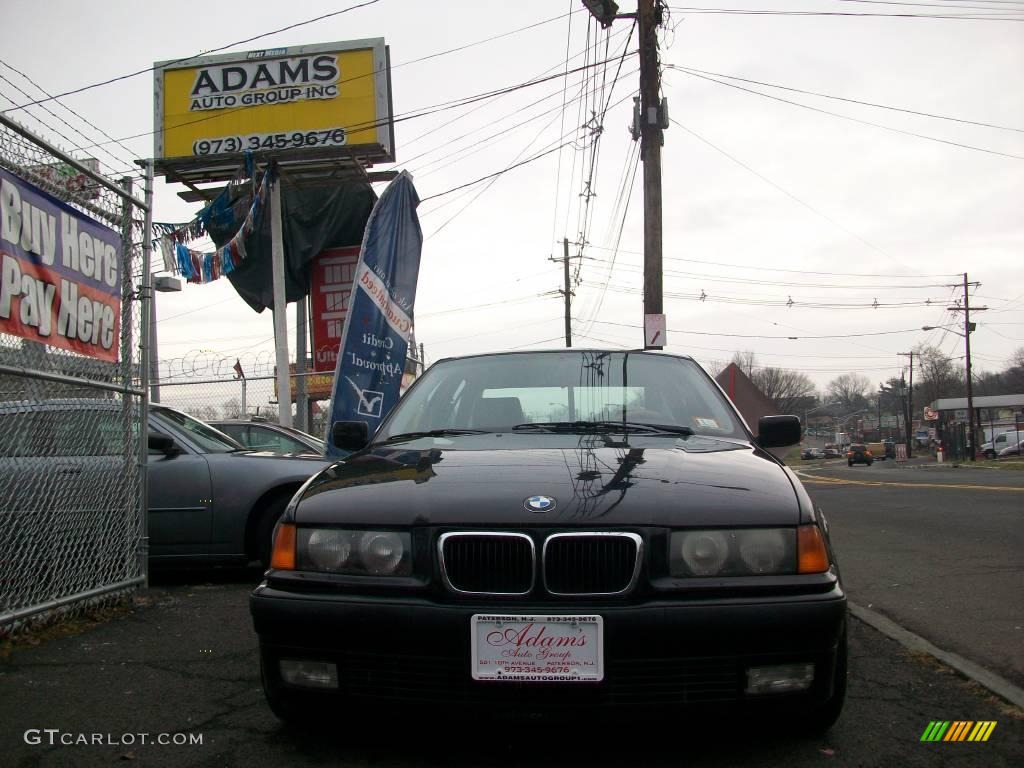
[797,525,830,574]
[270,522,296,570]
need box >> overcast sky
[2,0,1021,398]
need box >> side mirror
[331,421,370,453]
[757,415,802,448]
[148,433,179,456]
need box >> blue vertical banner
[326,171,422,456]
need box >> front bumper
[251,584,847,715]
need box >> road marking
[794,471,1024,493]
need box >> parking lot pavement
[1,578,1021,767]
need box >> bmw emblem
[524,495,556,513]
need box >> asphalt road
[797,460,1024,688]
[2,577,1021,768]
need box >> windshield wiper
[513,421,694,436]
[380,428,489,444]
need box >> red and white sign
[470,614,604,682]
[644,313,666,348]
[1,168,121,362]
[310,246,359,372]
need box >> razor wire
[0,114,148,636]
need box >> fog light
[279,659,338,689]
[745,663,815,695]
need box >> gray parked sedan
[0,400,333,567]
[210,418,325,455]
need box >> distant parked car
[212,418,325,455]
[822,446,842,459]
[997,439,1023,458]
[847,444,873,467]
[984,431,1021,459]
[802,447,825,460]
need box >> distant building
[714,363,780,432]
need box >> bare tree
[827,373,872,411]
[725,350,816,414]
[913,344,963,405]
[752,366,817,415]
[222,397,243,419]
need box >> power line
[669,64,1024,133]
[582,243,962,279]
[0,60,144,162]
[585,255,953,289]
[838,1,1024,13]
[668,67,1024,161]
[6,1,383,113]
[669,116,903,261]
[588,318,925,339]
[665,6,1024,20]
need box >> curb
[849,601,1024,711]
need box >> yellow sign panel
[275,364,334,402]
[154,40,393,165]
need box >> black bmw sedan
[250,350,847,729]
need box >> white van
[982,430,1020,459]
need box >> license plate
[471,614,603,682]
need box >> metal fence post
[138,160,154,588]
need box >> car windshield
[155,407,243,453]
[376,351,746,442]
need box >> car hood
[292,437,803,527]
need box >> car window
[249,425,317,453]
[217,424,249,444]
[154,408,241,453]
[378,352,744,439]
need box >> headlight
[297,529,412,576]
[670,529,796,577]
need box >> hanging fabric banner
[157,169,269,284]
[326,171,422,457]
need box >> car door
[146,420,214,558]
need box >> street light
[922,323,978,460]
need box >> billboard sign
[154,39,394,170]
[0,168,121,362]
[310,246,360,373]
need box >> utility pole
[898,351,914,458]
[947,273,987,461]
[550,238,574,347]
[583,0,666,348]
[638,0,665,349]
[561,238,572,347]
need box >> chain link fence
[0,115,150,636]
[155,371,332,439]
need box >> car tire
[253,489,295,568]
[867,460,873,466]
[847,460,853,467]
[984,450,995,459]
